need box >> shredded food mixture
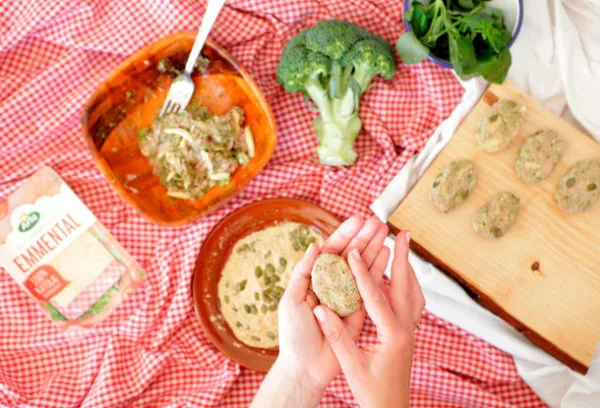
[139,104,254,200]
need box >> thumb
[313,306,363,374]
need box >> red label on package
[24,265,69,301]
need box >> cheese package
[0,167,146,330]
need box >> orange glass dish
[82,33,277,226]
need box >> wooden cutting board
[389,81,600,373]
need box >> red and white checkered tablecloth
[0,1,547,407]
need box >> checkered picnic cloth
[52,260,124,321]
[0,0,547,407]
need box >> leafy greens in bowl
[397,0,522,83]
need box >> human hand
[313,231,425,408]
[277,215,391,388]
[252,215,390,408]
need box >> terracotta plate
[191,198,340,372]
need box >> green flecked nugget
[311,254,361,317]
[429,159,478,213]
[476,99,525,153]
[555,159,600,213]
[516,130,565,184]
[473,192,520,239]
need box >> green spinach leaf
[459,9,511,53]
[459,48,511,82]
[422,15,447,48]
[458,0,476,9]
[410,4,430,38]
[452,0,485,10]
[397,31,430,64]
[448,30,476,74]
[477,48,512,83]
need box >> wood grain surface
[389,81,600,373]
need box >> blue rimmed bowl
[402,0,524,69]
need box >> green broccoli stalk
[276,20,397,166]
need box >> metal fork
[159,0,227,116]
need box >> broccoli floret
[305,20,366,59]
[276,29,331,93]
[276,20,397,166]
[342,39,397,93]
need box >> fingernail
[350,248,360,259]
[406,232,411,244]
[313,306,326,323]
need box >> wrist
[271,356,328,397]
[251,357,327,408]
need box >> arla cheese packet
[0,167,146,330]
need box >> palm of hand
[311,231,426,408]
[280,294,365,387]
[277,215,389,387]
[278,298,337,386]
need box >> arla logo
[18,211,40,232]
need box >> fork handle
[184,0,227,75]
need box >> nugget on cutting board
[476,99,525,153]
[311,254,361,317]
[429,159,478,213]
[555,159,600,213]
[516,130,565,184]
[473,192,520,239]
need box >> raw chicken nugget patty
[476,99,525,153]
[555,159,600,213]
[473,192,520,239]
[311,254,361,317]
[516,130,565,184]
[429,159,478,213]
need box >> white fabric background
[372,0,600,406]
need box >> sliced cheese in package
[0,167,146,330]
